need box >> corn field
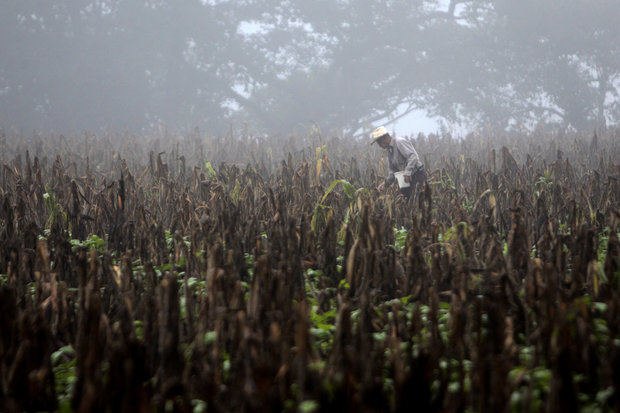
[0,129,619,412]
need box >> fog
[1,1,618,136]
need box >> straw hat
[370,126,389,144]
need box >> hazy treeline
[1,1,618,134]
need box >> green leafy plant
[204,161,216,178]
[52,346,77,412]
[391,226,408,252]
[311,179,366,236]
[70,234,107,253]
[43,191,67,230]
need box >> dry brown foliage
[0,128,618,412]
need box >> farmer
[372,126,426,198]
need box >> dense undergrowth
[0,128,619,412]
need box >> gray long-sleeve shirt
[385,136,423,184]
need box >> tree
[0,1,259,132]
[234,0,620,132]
[1,0,617,134]
[434,0,620,130]
[230,0,431,135]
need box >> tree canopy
[1,0,618,134]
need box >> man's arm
[378,171,394,191]
[396,139,422,176]
[378,155,395,191]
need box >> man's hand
[404,175,411,183]
[377,182,385,191]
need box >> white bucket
[394,171,410,188]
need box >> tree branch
[351,100,420,138]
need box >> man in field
[372,126,426,198]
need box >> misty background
[1,1,618,137]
